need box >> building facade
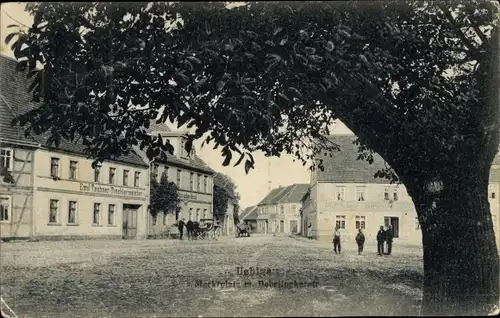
[32,148,149,240]
[1,54,150,240]
[135,122,215,236]
[301,134,500,247]
[255,184,308,234]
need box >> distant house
[255,184,309,234]
[221,193,238,236]
[301,134,500,246]
[239,205,258,231]
[133,121,215,235]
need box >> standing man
[186,219,194,240]
[178,218,186,240]
[385,225,394,255]
[307,223,313,240]
[376,225,386,256]
[333,226,341,254]
[355,228,366,255]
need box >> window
[68,201,77,224]
[291,205,297,215]
[197,174,201,191]
[163,213,167,225]
[109,168,116,184]
[108,204,115,225]
[335,215,346,229]
[123,170,129,186]
[355,215,366,230]
[0,197,10,221]
[196,208,200,221]
[177,170,182,188]
[336,187,345,201]
[204,209,208,219]
[415,217,421,230]
[152,164,159,182]
[152,215,157,225]
[68,161,78,180]
[356,187,365,201]
[491,192,496,199]
[384,187,390,200]
[189,208,193,220]
[190,173,194,190]
[393,190,398,201]
[50,158,60,178]
[163,166,169,181]
[134,172,140,187]
[181,139,187,157]
[0,148,13,171]
[93,203,101,225]
[280,205,284,214]
[94,164,101,183]
[204,176,208,192]
[49,199,59,223]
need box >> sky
[0,2,354,209]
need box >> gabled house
[255,184,308,234]
[133,121,215,235]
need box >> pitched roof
[240,205,257,220]
[241,206,258,221]
[0,55,40,147]
[0,55,147,167]
[315,135,389,184]
[257,183,309,206]
[134,120,215,174]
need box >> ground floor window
[152,215,157,225]
[163,213,167,225]
[0,197,10,221]
[335,215,346,229]
[93,203,101,225]
[49,199,59,223]
[108,204,115,225]
[68,201,77,224]
[355,215,366,230]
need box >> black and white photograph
[1,1,499,317]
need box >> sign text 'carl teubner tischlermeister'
[79,183,144,197]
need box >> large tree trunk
[407,165,499,316]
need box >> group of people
[306,223,394,255]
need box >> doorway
[123,204,140,239]
[280,220,284,233]
[384,216,400,238]
[290,220,298,234]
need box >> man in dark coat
[355,228,366,255]
[385,225,394,255]
[333,226,341,254]
[186,220,194,240]
[376,225,386,256]
[178,218,186,240]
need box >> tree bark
[407,165,499,316]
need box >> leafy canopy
[149,172,180,217]
[6,1,500,184]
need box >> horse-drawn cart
[193,218,221,240]
[236,222,251,237]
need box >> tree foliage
[213,185,229,221]
[5,1,500,315]
[149,172,180,217]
